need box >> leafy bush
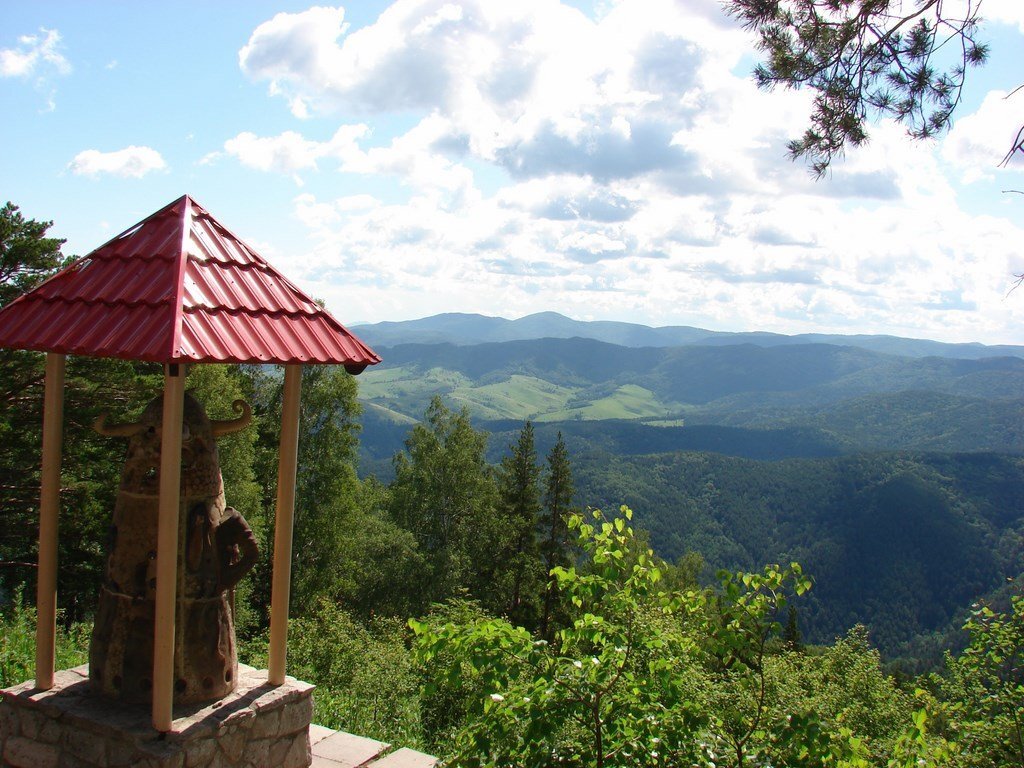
[413,506,831,768]
[939,594,1024,767]
[241,598,422,748]
[0,588,89,688]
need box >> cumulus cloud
[68,146,167,178]
[221,125,368,183]
[220,116,478,206]
[238,0,762,186]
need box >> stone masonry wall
[0,665,314,768]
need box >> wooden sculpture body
[89,392,258,705]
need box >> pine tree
[784,603,803,652]
[539,431,576,640]
[0,202,67,308]
[495,421,543,628]
[724,0,994,175]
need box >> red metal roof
[0,195,381,372]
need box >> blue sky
[3,1,1023,343]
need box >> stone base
[0,665,314,768]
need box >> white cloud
[2,27,71,110]
[943,90,1024,181]
[220,125,369,184]
[225,130,325,175]
[221,117,477,206]
[1,28,70,78]
[68,146,167,178]
[238,0,757,186]
[983,0,1024,33]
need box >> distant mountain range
[352,311,1024,360]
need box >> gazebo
[0,195,380,735]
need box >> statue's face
[120,393,222,498]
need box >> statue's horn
[210,400,252,437]
[93,413,142,437]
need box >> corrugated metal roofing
[0,195,381,372]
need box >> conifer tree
[539,431,575,639]
[784,603,803,652]
[495,421,543,628]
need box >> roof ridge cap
[86,195,188,258]
[169,197,191,360]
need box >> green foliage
[334,478,429,620]
[413,506,841,768]
[938,594,1024,767]
[693,561,814,767]
[494,421,543,627]
[413,506,704,767]
[246,364,364,616]
[412,599,496,756]
[0,588,89,688]
[242,599,422,748]
[389,397,498,612]
[767,626,915,763]
[290,365,363,610]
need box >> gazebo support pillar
[152,364,186,731]
[268,364,302,685]
[35,352,65,691]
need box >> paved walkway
[310,724,438,768]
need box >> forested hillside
[355,337,1024,457]
[351,317,1024,663]
[574,450,1024,658]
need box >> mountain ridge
[351,311,1024,360]
[357,336,1024,422]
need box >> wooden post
[152,365,185,731]
[35,352,65,690]
[268,364,302,685]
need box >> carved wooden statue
[89,391,258,705]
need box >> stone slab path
[310,724,438,768]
